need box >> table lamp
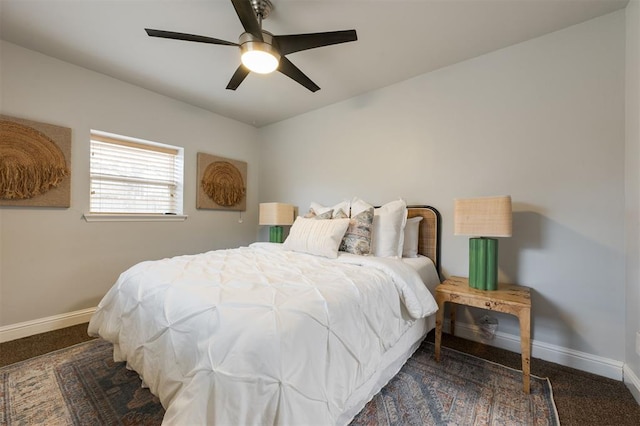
[259,202,294,243]
[454,196,512,290]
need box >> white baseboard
[0,307,96,343]
[445,320,625,381]
[624,364,640,404]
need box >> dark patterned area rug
[0,338,558,425]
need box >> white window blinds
[90,131,184,214]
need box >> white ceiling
[0,0,629,127]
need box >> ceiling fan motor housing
[240,31,280,73]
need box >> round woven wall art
[201,161,246,207]
[0,120,69,200]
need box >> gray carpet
[1,324,639,425]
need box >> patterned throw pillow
[315,210,333,220]
[339,207,374,255]
[304,208,334,220]
[333,208,349,219]
[306,201,351,219]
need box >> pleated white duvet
[88,243,438,425]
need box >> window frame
[83,130,187,222]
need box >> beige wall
[260,11,627,366]
[0,41,261,326]
[625,0,640,400]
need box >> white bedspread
[88,243,438,425]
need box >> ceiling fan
[145,0,358,92]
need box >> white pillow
[370,199,408,258]
[402,216,423,258]
[309,201,350,218]
[283,217,350,259]
[350,197,373,216]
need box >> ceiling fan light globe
[241,50,279,74]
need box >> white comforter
[88,243,438,425]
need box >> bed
[88,203,442,425]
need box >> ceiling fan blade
[231,0,263,41]
[226,65,251,90]
[274,30,357,55]
[145,29,238,46]
[278,57,320,92]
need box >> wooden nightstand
[434,276,532,393]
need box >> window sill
[83,213,188,222]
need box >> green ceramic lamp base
[269,226,284,243]
[469,237,498,290]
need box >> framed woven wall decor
[0,115,71,208]
[196,152,247,211]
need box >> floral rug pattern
[0,339,558,425]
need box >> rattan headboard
[407,205,442,278]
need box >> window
[89,130,184,217]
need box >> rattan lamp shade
[454,196,512,237]
[259,203,294,226]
